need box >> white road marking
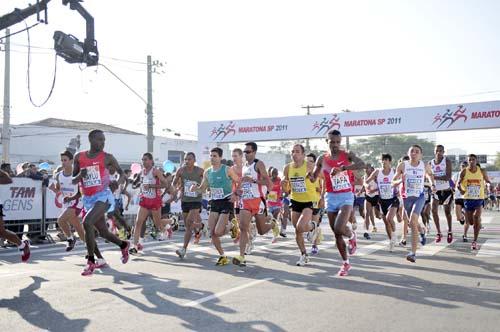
[477,239,500,257]
[182,277,273,307]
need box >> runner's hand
[330,167,342,177]
[63,196,73,203]
[109,180,119,192]
[80,168,88,178]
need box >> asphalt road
[1,210,499,332]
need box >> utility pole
[2,29,11,163]
[341,109,352,150]
[146,55,154,153]
[146,55,166,154]
[302,104,324,151]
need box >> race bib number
[379,184,393,200]
[141,177,157,199]
[290,177,306,193]
[467,185,481,199]
[331,173,351,191]
[406,178,423,196]
[241,182,254,199]
[83,165,102,188]
[210,187,224,200]
[184,180,198,198]
[267,191,278,202]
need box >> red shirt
[322,151,352,194]
[79,151,110,196]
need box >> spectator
[0,163,23,237]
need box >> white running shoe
[389,239,395,252]
[176,248,186,259]
[296,254,309,266]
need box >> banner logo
[432,105,468,128]
[312,114,341,135]
[210,121,236,141]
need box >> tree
[350,135,436,167]
[495,152,500,170]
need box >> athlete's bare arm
[255,160,272,189]
[309,155,324,182]
[105,153,125,192]
[71,153,86,185]
[346,151,366,171]
[392,162,405,186]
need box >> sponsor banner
[46,179,62,219]
[198,100,500,143]
[0,178,43,221]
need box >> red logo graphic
[312,114,341,135]
[210,121,236,141]
[433,105,468,129]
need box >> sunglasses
[243,150,254,154]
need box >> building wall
[1,125,200,167]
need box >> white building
[0,118,210,169]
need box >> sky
[1,0,499,157]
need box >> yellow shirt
[288,161,316,203]
[461,168,485,200]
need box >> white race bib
[331,173,351,191]
[241,182,254,200]
[83,165,102,188]
[406,178,423,197]
[184,180,198,198]
[210,187,224,200]
[290,177,307,193]
[379,184,393,200]
[467,184,481,199]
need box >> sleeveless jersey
[58,171,83,209]
[322,151,352,194]
[267,177,283,207]
[140,168,162,204]
[461,168,485,200]
[241,159,264,200]
[288,161,316,203]
[181,167,203,202]
[403,160,425,198]
[377,168,396,200]
[207,164,233,200]
[79,151,110,196]
[431,157,450,191]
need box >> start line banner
[198,100,500,143]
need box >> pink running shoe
[136,242,144,251]
[348,232,357,255]
[447,232,453,244]
[81,260,96,276]
[121,241,130,264]
[166,228,173,239]
[338,262,352,277]
[20,240,30,263]
[471,241,478,250]
[435,233,442,243]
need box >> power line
[98,63,147,104]
[0,22,40,41]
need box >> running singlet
[181,167,203,202]
[140,168,162,205]
[322,151,352,194]
[79,151,110,196]
[461,168,485,200]
[403,160,425,198]
[288,161,316,203]
[377,168,396,200]
[431,158,450,191]
[453,173,463,199]
[267,177,282,207]
[207,164,233,200]
[58,171,83,209]
[241,160,264,200]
